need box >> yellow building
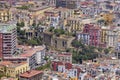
[29,6,54,19]
[67,17,83,31]
[0,61,30,80]
[101,27,107,43]
[0,8,12,22]
[16,6,54,27]
[101,27,108,43]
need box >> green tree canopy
[27,39,38,46]
[17,22,25,27]
[17,5,29,10]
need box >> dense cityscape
[0,0,120,80]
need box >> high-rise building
[0,23,17,58]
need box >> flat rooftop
[19,45,46,57]
[0,23,16,33]
[0,61,27,68]
[20,70,43,78]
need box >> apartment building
[52,35,75,50]
[0,8,12,22]
[56,52,72,63]
[0,23,17,58]
[82,24,101,47]
[56,0,80,9]
[67,17,82,31]
[100,26,109,47]
[20,45,46,69]
[51,61,81,79]
[55,7,74,20]
[76,32,89,45]
[107,27,119,48]
[115,40,120,59]
[0,61,30,79]
[89,25,101,47]
[43,31,54,46]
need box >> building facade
[0,9,12,22]
[89,26,101,47]
[67,17,82,31]
[56,0,79,9]
[107,28,119,48]
[0,23,17,58]
[52,35,75,50]
[76,32,89,45]
[100,26,108,47]
[0,61,30,79]
[20,45,46,69]
[56,52,72,63]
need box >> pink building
[82,24,101,47]
[89,25,101,47]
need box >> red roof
[20,70,43,78]
[19,46,45,57]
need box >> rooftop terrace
[0,23,16,33]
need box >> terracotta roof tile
[20,70,43,78]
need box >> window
[62,41,66,47]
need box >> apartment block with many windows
[0,23,17,58]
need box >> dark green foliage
[27,37,43,46]
[0,72,5,78]
[32,22,36,27]
[44,56,49,61]
[17,22,25,27]
[17,5,29,10]
[72,40,98,63]
[36,62,51,70]
[72,40,84,48]
[27,39,38,46]
[104,48,110,54]
[54,29,65,35]
[48,27,65,36]
[54,29,65,37]
[16,21,43,45]
[49,27,54,32]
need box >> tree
[32,22,36,27]
[44,56,49,61]
[54,29,65,36]
[17,5,29,10]
[104,48,109,54]
[17,22,25,27]
[36,62,51,70]
[37,37,43,45]
[20,22,25,27]
[72,40,99,63]
[49,27,54,32]
[27,39,38,46]
[72,40,84,48]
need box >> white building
[79,72,87,80]
[20,45,46,69]
[76,32,89,45]
[107,28,119,48]
[58,65,66,73]
[67,69,78,78]
[50,16,60,28]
